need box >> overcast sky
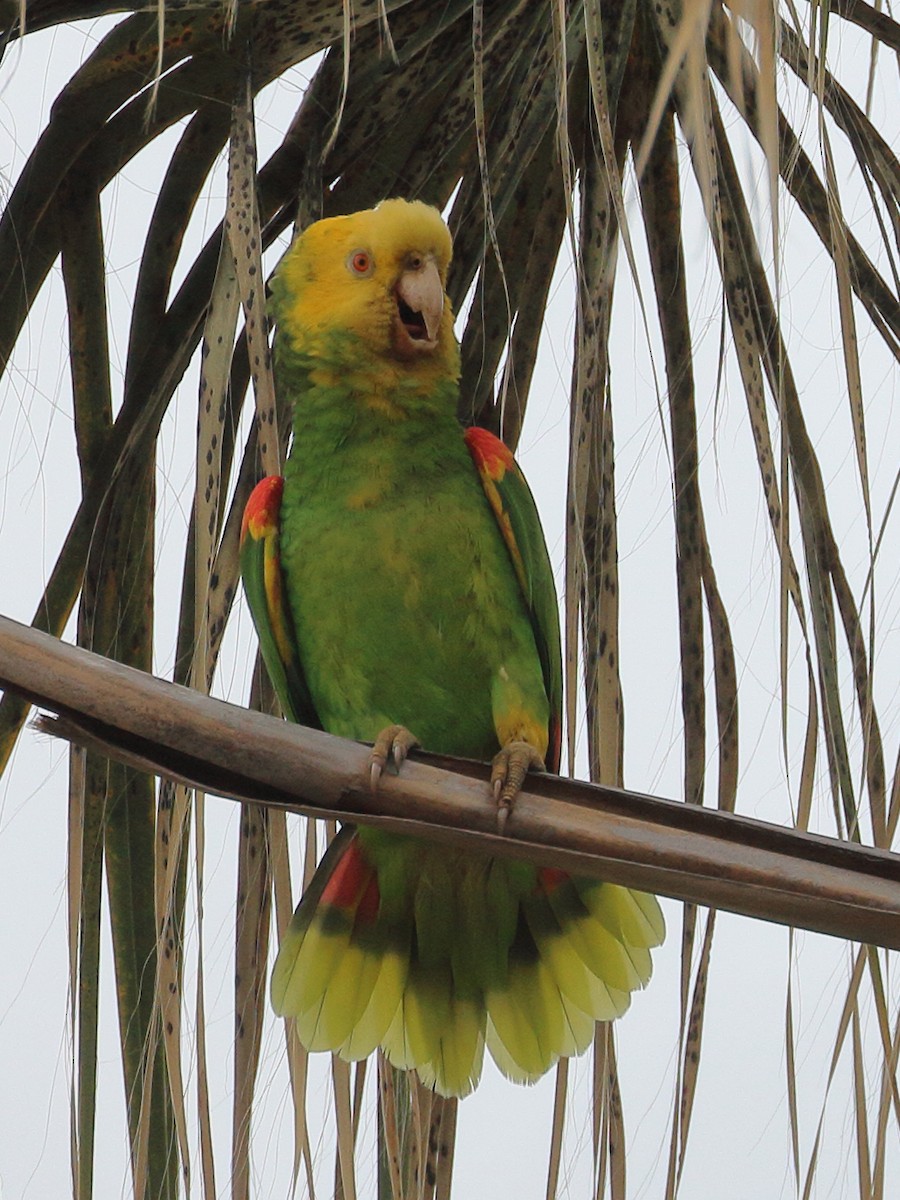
[1,13,898,1199]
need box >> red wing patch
[538,866,569,893]
[464,426,528,594]
[464,425,515,480]
[356,873,381,926]
[320,838,379,921]
[242,475,284,543]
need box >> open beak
[393,255,443,356]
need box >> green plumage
[280,373,548,758]
[241,199,663,1097]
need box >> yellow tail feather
[415,997,486,1098]
[382,1003,416,1072]
[558,993,597,1058]
[535,925,626,1022]
[301,941,382,1051]
[584,884,665,966]
[564,913,644,993]
[272,917,351,1017]
[403,968,452,1067]
[271,842,664,1097]
[340,949,407,1061]
[486,960,564,1081]
[630,889,667,945]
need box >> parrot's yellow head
[273,199,459,387]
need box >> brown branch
[1,613,899,948]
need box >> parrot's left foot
[370,724,420,790]
[491,741,545,833]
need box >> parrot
[239,197,664,1098]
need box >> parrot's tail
[270,828,664,1098]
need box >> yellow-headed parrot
[240,198,663,1097]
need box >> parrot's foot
[370,724,420,790]
[491,741,545,833]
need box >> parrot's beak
[392,255,444,358]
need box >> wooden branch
[1,613,899,947]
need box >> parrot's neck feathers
[282,331,460,436]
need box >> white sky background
[0,12,899,1199]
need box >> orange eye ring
[348,250,372,275]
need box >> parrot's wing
[464,427,562,771]
[240,475,321,728]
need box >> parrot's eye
[348,250,373,276]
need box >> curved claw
[491,741,546,832]
[369,724,420,791]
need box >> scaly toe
[369,724,420,791]
[490,741,545,831]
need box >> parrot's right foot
[491,741,545,833]
[370,724,419,790]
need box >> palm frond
[2,0,900,1194]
